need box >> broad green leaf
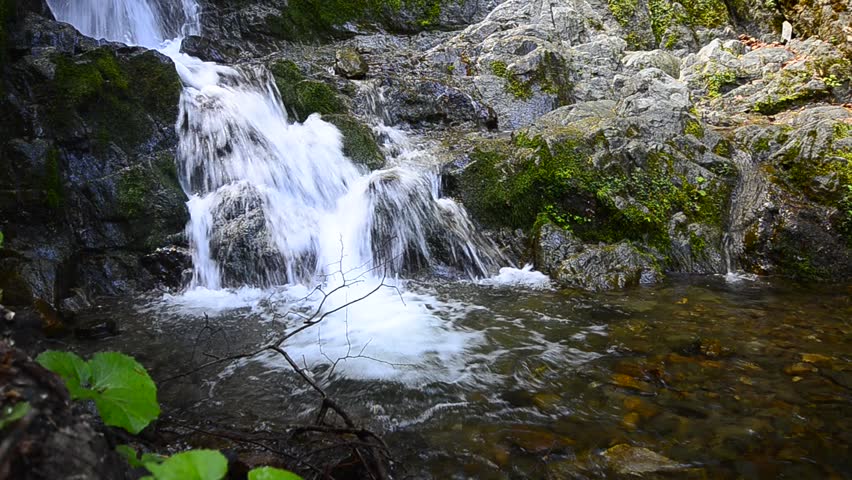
[144,450,228,480]
[86,352,160,434]
[249,467,304,480]
[36,351,91,398]
[0,402,31,429]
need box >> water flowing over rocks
[1,0,851,316]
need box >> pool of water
[66,275,851,479]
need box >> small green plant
[706,69,737,97]
[0,402,30,429]
[119,447,302,480]
[41,350,306,478]
[823,74,842,88]
[36,351,160,434]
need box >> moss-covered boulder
[324,114,385,170]
[270,59,346,121]
[0,10,187,304]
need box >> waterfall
[47,0,505,290]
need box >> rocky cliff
[0,0,850,316]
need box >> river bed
[62,275,852,479]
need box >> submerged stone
[603,444,682,475]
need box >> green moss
[269,60,345,121]
[608,0,638,26]
[118,168,148,218]
[648,0,728,46]
[293,81,345,118]
[752,90,828,115]
[324,114,385,170]
[712,139,733,158]
[490,55,572,103]
[44,148,63,209]
[684,119,705,139]
[753,136,771,153]
[459,133,730,254]
[49,49,180,151]
[491,61,533,100]
[706,69,737,97]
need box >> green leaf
[0,402,31,429]
[36,351,91,398]
[144,450,228,480]
[249,467,304,480]
[37,351,160,434]
[86,352,160,434]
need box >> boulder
[334,47,368,79]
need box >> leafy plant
[36,351,160,434]
[119,446,303,480]
[0,402,30,429]
[249,467,304,480]
[142,450,227,480]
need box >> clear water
[68,276,851,478]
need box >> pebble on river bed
[784,363,818,375]
[603,444,682,475]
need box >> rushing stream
[42,0,852,478]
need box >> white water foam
[479,264,552,290]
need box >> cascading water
[47,0,542,381]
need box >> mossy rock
[324,114,385,170]
[269,60,346,121]
[116,154,187,249]
[457,131,730,258]
[47,48,181,151]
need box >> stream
[66,275,851,479]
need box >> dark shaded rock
[334,47,368,79]
[141,246,192,290]
[0,341,130,480]
[0,9,188,305]
[180,35,241,63]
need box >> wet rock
[32,299,64,336]
[0,8,188,303]
[534,223,583,276]
[180,35,241,63]
[142,246,192,290]
[603,444,682,475]
[610,373,655,393]
[784,363,818,375]
[334,48,368,79]
[208,184,289,287]
[73,320,119,340]
[801,353,833,366]
[57,289,92,322]
[554,243,663,292]
[0,304,15,322]
[503,427,574,454]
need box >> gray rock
[335,47,369,79]
[623,49,682,78]
[553,242,662,291]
